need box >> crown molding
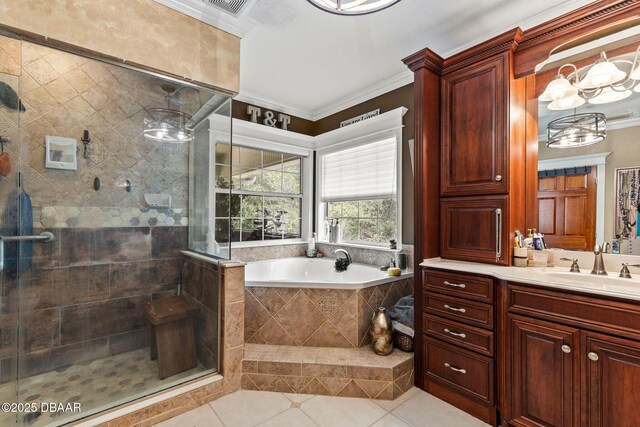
[234,90,315,121]
[237,70,414,122]
[310,71,414,120]
[152,0,258,38]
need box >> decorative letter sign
[246,105,291,131]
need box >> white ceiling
[160,0,599,120]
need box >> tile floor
[0,349,211,427]
[156,387,491,427]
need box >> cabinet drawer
[424,269,493,302]
[424,314,494,357]
[424,292,494,330]
[425,336,494,405]
[508,283,640,339]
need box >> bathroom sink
[542,270,640,294]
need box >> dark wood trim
[524,75,539,234]
[0,24,236,96]
[442,28,522,75]
[514,1,640,77]
[403,50,442,388]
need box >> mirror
[536,34,640,255]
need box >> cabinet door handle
[443,304,466,313]
[444,363,467,374]
[561,345,571,354]
[588,352,599,361]
[443,281,466,289]
[495,208,503,262]
[444,328,466,339]
[495,175,503,182]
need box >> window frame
[315,112,405,249]
[210,119,314,249]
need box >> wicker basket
[393,331,414,352]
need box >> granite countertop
[421,257,640,302]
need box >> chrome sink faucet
[620,263,640,279]
[591,242,610,276]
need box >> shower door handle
[1,231,55,243]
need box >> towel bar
[1,231,55,243]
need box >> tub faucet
[333,249,352,272]
[591,242,610,276]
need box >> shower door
[0,35,229,427]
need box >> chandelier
[306,0,401,15]
[539,45,640,110]
[546,112,606,149]
[143,85,194,144]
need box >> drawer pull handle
[443,281,466,288]
[444,363,467,374]
[588,352,599,361]
[444,328,466,339]
[561,345,571,354]
[444,304,466,313]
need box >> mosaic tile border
[33,206,187,228]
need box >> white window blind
[321,137,397,202]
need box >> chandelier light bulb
[588,87,632,105]
[576,55,626,89]
[548,94,585,110]
[539,75,578,102]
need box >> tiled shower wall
[0,37,200,380]
[0,226,187,380]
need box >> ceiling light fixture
[143,85,194,144]
[540,45,640,110]
[306,0,401,15]
[546,112,606,149]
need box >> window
[214,144,303,243]
[318,136,401,247]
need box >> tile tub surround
[89,259,245,427]
[245,279,414,348]
[242,344,415,401]
[232,242,414,270]
[0,226,187,382]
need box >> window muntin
[214,145,303,243]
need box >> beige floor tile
[392,391,490,427]
[258,408,318,427]
[283,392,315,404]
[373,387,421,412]
[301,395,387,427]
[209,390,291,426]
[154,405,224,427]
[370,414,411,427]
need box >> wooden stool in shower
[144,295,199,379]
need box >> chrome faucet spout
[591,242,610,276]
[333,249,352,265]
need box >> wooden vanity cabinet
[423,268,497,425]
[503,282,640,427]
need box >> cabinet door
[583,332,640,427]
[441,52,509,196]
[509,316,580,427]
[440,195,509,265]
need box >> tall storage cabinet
[439,30,526,266]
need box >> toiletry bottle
[308,232,316,251]
[524,229,535,249]
[334,219,341,243]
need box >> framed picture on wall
[614,166,640,240]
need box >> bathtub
[244,257,412,289]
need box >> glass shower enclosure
[0,32,232,426]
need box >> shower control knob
[495,175,503,182]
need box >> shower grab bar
[1,231,55,243]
